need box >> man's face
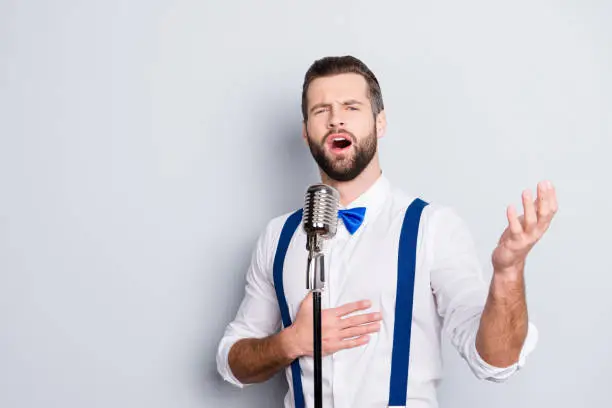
[303,73,382,182]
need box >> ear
[302,122,309,145]
[376,110,387,139]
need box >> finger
[507,205,523,236]
[333,335,371,352]
[340,322,381,339]
[536,181,553,223]
[324,335,371,355]
[522,189,537,232]
[333,299,372,317]
[339,312,382,329]
[549,181,558,214]
[536,181,558,234]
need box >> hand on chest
[283,224,418,318]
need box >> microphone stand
[307,234,325,408]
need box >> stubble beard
[306,126,378,182]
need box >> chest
[278,216,432,323]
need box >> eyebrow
[309,100,364,113]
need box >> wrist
[279,325,304,360]
[490,267,525,300]
[493,261,525,281]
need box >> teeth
[333,137,347,141]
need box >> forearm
[476,265,528,367]
[228,327,301,384]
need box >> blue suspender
[388,198,428,406]
[273,209,305,408]
[272,199,428,408]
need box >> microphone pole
[303,184,339,408]
[307,237,325,408]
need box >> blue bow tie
[338,207,366,235]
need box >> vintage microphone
[302,184,340,408]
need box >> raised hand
[288,293,382,358]
[492,180,558,275]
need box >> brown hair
[301,55,384,122]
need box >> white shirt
[217,175,538,408]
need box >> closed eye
[312,106,330,115]
[343,100,363,110]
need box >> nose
[327,107,346,129]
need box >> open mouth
[327,134,353,151]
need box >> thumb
[301,292,313,306]
[294,292,313,324]
[296,292,313,315]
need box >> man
[216,56,558,408]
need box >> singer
[216,56,558,408]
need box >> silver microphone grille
[303,184,340,239]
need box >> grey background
[1,1,610,407]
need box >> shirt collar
[339,173,391,227]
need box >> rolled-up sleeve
[428,206,538,382]
[216,219,283,388]
[467,320,538,381]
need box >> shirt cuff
[216,336,250,389]
[469,321,539,382]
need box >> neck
[320,154,382,206]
